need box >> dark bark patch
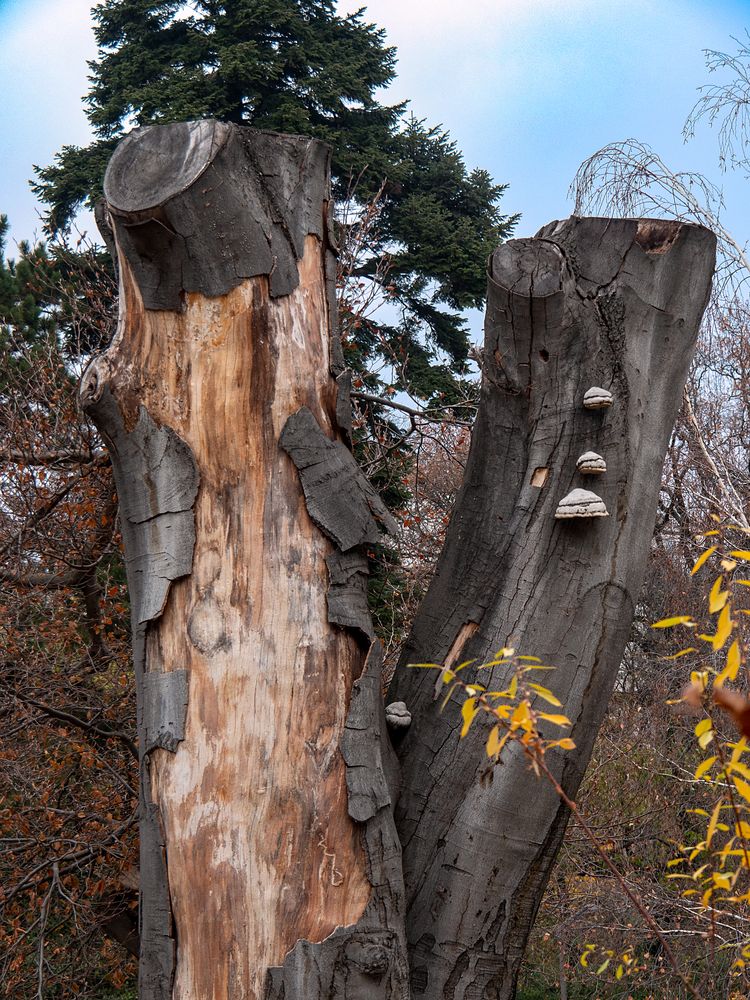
[280,406,397,551]
[104,123,331,309]
[326,551,374,643]
[143,671,189,754]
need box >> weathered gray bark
[387,217,715,998]
[81,121,408,1000]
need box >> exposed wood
[388,216,716,998]
[83,123,408,1000]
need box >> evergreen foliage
[33,0,517,398]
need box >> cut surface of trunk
[82,121,408,1000]
[388,216,716,999]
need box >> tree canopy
[33,0,516,398]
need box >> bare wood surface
[83,123,408,1000]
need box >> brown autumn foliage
[0,238,139,997]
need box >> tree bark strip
[82,121,408,1000]
[388,217,716,998]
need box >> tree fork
[388,217,716,998]
[81,121,408,1000]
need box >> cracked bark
[82,120,408,1000]
[388,217,715,998]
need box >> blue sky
[2,0,750,257]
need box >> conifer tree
[33,0,516,398]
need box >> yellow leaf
[695,717,714,750]
[486,724,508,758]
[733,775,750,804]
[580,946,595,968]
[538,712,572,727]
[510,700,531,730]
[707,800,722,846]
[731,550,750,560]
[651,615,697,628]
[695,718,712,737]
[616,965,624,980]
[663,647,698,660]
[692,546,717,575]
[721,559,738,571]
[728,760,750,783]
[716,640,741,687]
[735,821,750,839]
[699,730,715,750]
[552,737,576,750]
[695,756,717,780]
[709,575,730,613]
[596,959,611,974]
[691,670,709,691]
[710,603,734,651]
[460,697,478,738]
[441,669,456,684]
[528,682,562,706]
[508,675,518,699]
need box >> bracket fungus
[555,488,609,520]
[385,701,412,730]
[583,386,613,409]
[576,451,607,475]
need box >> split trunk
[83,121,715,999]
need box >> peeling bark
[82,122,408,1000]
[85,120,715,999]
[388,217,716,998]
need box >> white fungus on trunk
[576,451,607,475]
[554,488,609,519]
[583,386,613,409]
[385,701,412,730]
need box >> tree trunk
[81,121,409,1000]
[84,119,716,999]
[388,218,715,998]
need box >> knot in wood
[344,933,394,976]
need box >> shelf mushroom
[583,386,613,410]
[576,451,607,475]
[385,701,412,731]
[555,488,609,520]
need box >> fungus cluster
[554,387,613,520]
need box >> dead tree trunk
[80,121,408,1000]
[84,119,715,999]
[388,217,715,998]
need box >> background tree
[33,0,516,403]
[0,223,141,996]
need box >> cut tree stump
[81,121,408,1000]
[388,217,716,999]
[82,116,716,1000]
